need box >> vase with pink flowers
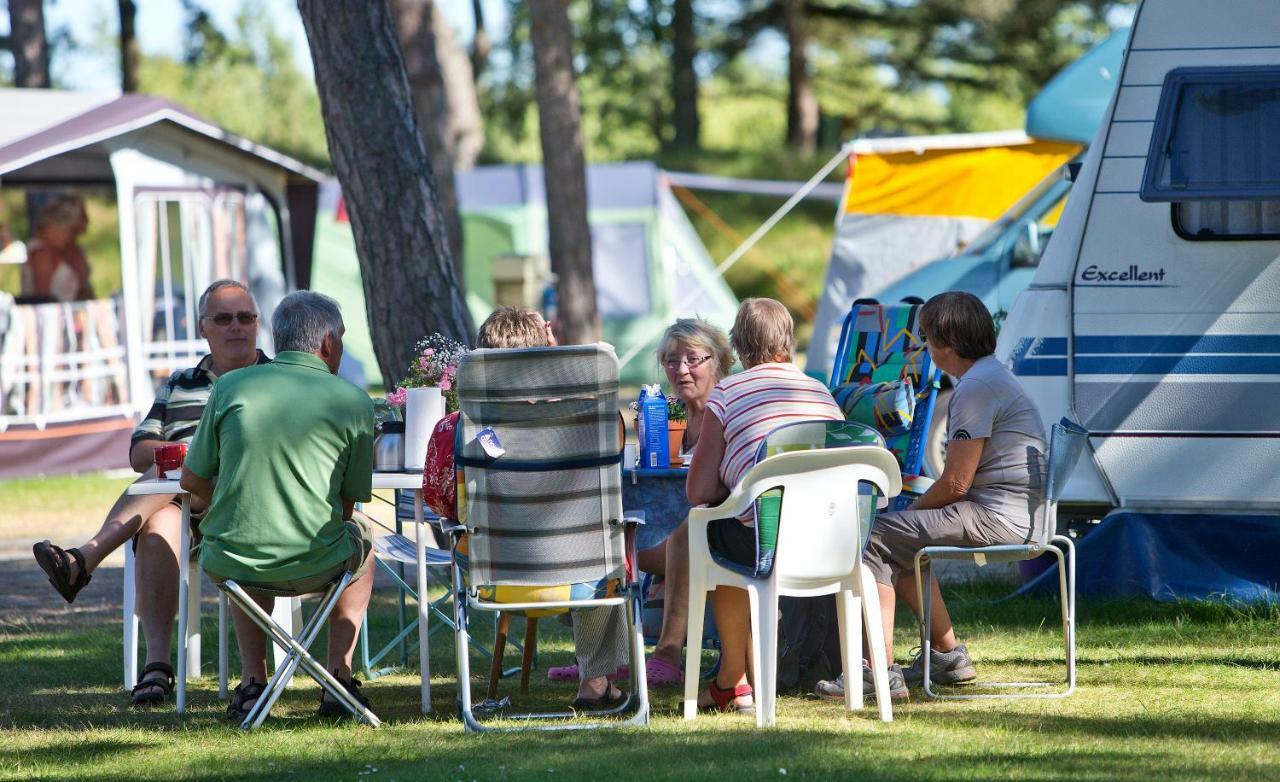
[387,334,469,470]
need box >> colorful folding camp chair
[828,300,943,508]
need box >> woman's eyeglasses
[203,312,259,327]
[664,353,713,371]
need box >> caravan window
[1142,66,1280,239]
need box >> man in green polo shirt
[182,290,375,720]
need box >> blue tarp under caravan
[1019,511,1280,602]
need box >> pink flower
[439,379,452,391]
[423,348,435,356]
[387,387,408,407]
[419,356,431,371]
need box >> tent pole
[618,143,854,372]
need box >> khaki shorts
[220,516,374,597]
[863,501,1030,586]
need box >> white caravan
[998,0,1280,514]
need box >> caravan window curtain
[1141,66,1280,201]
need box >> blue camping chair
[828,299,943,508]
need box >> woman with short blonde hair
[682,298,843,713]
[729,298,796,366]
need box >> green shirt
[186,350,374,584]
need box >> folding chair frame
[914,534,1076,700]
[448,521,650,733]
[219,574,381,729]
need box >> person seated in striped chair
[423,305,631,709]
[32,279,268,706]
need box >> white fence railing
[0,298,134,425]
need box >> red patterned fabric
[422,411,460,519]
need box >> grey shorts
[217,516,374,597]
[863,501,1030,586]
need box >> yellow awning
[842,141,1081,220]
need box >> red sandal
[701,680,754,715]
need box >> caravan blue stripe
[1074,355,1280,375]
[1010,335,1280,377]
[1020,335,1280,358]
[1011,358,1068,376]
[1075,335,1280,354]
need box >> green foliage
[136,4,330,171]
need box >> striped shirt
[130,351,270,449]
[706,362,843,501]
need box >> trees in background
[670,0,700,150]
[5,0,50,88]
[529,0,598,345]
[117,0,138,92]
[390,0,485,276]
[298,0,472,386]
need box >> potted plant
[386,334,469,469]
[666,396,688,460]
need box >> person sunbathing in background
[21,194,93,303]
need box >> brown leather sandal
[130,661,175,707]
[227,679,267,722]
[33,541,91,604]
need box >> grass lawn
[3,578,1279,780]
[4,475,1279,780]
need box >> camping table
[622,467,691,552]
[125,472,427,714]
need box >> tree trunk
[783,0,818,153]
[670,0,700,150]
[470,0,491,79]
[529,0,599,345]
[297,0,473,388]
[8,0,50,88]
[118,0,139,93]
[390,0,473,278]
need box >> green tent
[313,161,739,386]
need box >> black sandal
[571,687,629,711]
[33,540,92,604]
[227,679,267,722]
[130,661,175,707]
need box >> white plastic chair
[912,418,1088,699]
[682,446,902,728]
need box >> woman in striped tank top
[687,298,843,714]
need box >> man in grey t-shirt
[948,354,1047,534]
[815,292,1048,704]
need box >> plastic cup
[154,443,188,480]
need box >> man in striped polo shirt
[33,279,268,706]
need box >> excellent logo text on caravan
[1079,265,1168,284]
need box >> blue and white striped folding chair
[447,344,649,732]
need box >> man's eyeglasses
[203,312,259,327]
[664,353,713,371]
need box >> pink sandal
[645,656,684,686]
